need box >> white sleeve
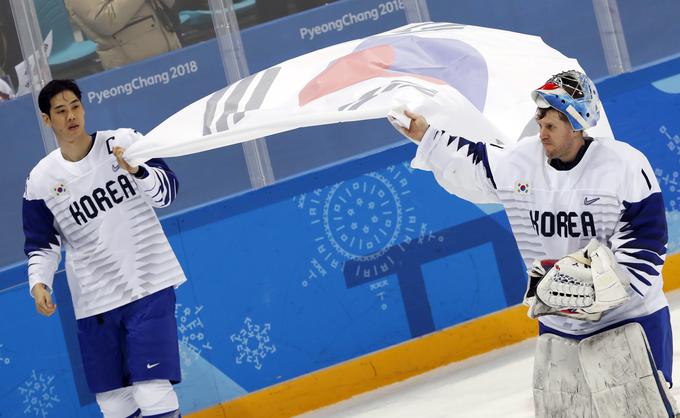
[608,150,667,298]
[123,129,179,208]
[131,159,179,208]
[411,127,501,204]
[22,177,61,295]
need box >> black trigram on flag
[203,66,281,135]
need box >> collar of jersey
[56,133,97,166]
[548,137,594,171]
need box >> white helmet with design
[531,70,600,131]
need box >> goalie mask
[531,70,600,131]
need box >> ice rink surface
[298,290,680,418]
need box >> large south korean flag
[125,22,614,164]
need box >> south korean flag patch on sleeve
[515,181,530,194]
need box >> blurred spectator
[63,0,182,70]
[0,1,23,89]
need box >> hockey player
[23,79,185,418]
[395,70,676,417]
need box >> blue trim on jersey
[620,249,665,266]
[620,261,660,276]
[630,282,643,296]
[152,171,167,202]
[619,192,668,256]
[626,268,652,286]
[473,141,497,190]
[147,158,178,204]
[125,409,141,418]
[450,135,497,189]
[22,198,59,256]
[158,171,171,205]
[618,192,667,287]
[132,165,149,179]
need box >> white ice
[298,290,680,418]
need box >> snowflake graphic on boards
[660,125,680,160]
[295,162,443,311]
[296,164,417,282]
[18,370,60,417]
[655,167,679,209]
[654,124,680,252]
[0,343,10,365]
[176,304,213,369]
[230,317,276,370]
[656,125,680,208]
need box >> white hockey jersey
[23,128,186,319]
[412,128,669,335]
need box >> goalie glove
[523,259,557,317]
[523,257,601,321]
[523,239,631,321]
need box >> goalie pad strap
[578,322,677,418]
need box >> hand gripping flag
[125,22,614,165]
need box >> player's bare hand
[112,146,139,175]
[398,110,429,143]
[32,284,57,317]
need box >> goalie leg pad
[578,322,678,418]
[533,333,594,418]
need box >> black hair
[38,79,82,115]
